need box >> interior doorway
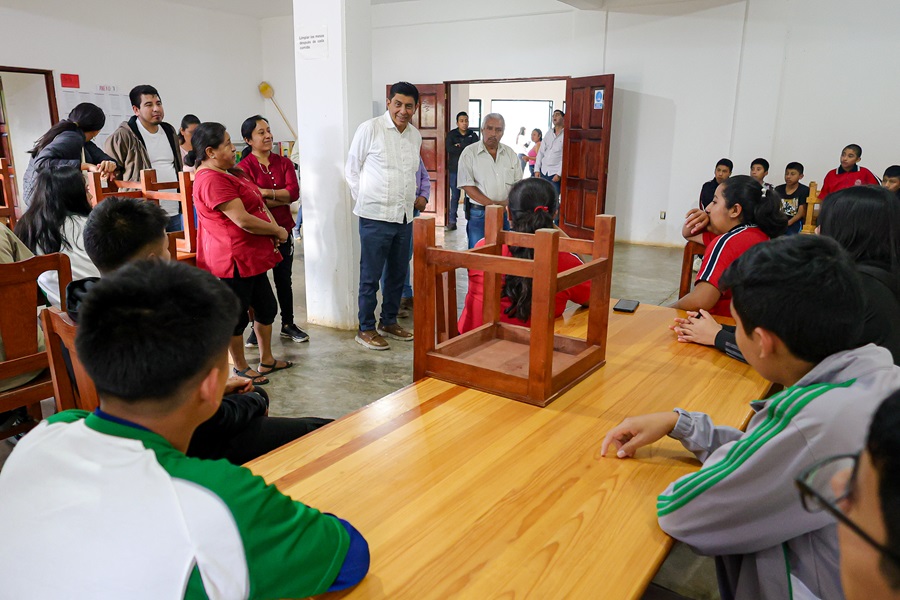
[0,66,59,217]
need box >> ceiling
[163,0,292,18]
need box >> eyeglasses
[795,453,900,567]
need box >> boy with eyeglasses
[796,389,900,600]
[601,235,900,600]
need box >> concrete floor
[1,216,717,600]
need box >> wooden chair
[0,253,72,438]
[167,232,196,266]
[678,240,706,298]
[0,158,19,229]
[85,171,144,206]
[413,206,615,407]
[40,307,99,412]
[801,181,820,234]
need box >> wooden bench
[41,307,99,412]
[801,181,820,234]
[0,158,19,229]
[413,205,615,407]
[87,169,197,263]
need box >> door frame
[442,76,570,223]
[0,66,60,123]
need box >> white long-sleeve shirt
[534,127,564,177]
[345,111,422,224]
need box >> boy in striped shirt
[602,235,900,600]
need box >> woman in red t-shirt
[237,115,308,346]
[675,175,787,316]
[188,122,293,385]
[458,177,591,333]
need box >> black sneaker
[281,323,310,343]
[245,329,258,348]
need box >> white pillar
[293,0,372,329]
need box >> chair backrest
[678,240,706,298]
[85,172,144,206]
[0,158,19,229]
[801,181,820,234]
[0,253,71,400]
[40,307,100,412]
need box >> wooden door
[560,74,615,240]
[0,76,20,220]
[386,83,446,226]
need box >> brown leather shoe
[377,322,414,341]
[399,297,413,311]
[355,329,390,350]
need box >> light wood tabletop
[247,304,770,599]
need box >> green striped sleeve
[657,380,854,517]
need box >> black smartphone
[613,299,640,313]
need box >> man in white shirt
[345,82,424,351]
[457,113,522,248]
[105,85,184,232]
[534,109,565,198]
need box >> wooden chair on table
[142,170,197,264]
[413,205,616,407]
[0,158,19,229]
[41,307,99,412]
[678,240,706,298]
[0,253,72,439]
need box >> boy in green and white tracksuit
[602,236,900,600]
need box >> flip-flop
[233,367,269,386]
[258,360,294,375]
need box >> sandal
[258,360,294,375]
[233,367,269,386]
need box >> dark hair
[785,161,804,175]
[884,165,900,179]
[456,111,468,121]
[14,166,92,254]
[867,389,900,589]
[844,144,863,157]
[83,197,169,273]
[239,115,268,160]
[388,82,419,105]
[76,260,240,403]
[29,103,106,157]
[819,186,900,275]
[553,109,565,117]
[720,235,863,363]
[532,128,543,141]
[751,158,769,172]
[177,114,200,144]
[129,85,160,109]
[716,158,733,171]
[721,175,788,238]
[502,178,559,322]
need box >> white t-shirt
[37,214,101,308]
[136,119,179,216]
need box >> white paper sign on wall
[297,26,328,60]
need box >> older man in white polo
[456,113,522,248]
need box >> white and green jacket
[658,344,900,600]
[0,409,361,599]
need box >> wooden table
[248,304,770,599]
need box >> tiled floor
[0,217,716,599]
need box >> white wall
[0,72,52,200]
[372,0,900,246]
[0,0,266,150]
[260,15,298,143]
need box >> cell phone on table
[613,299,640,313]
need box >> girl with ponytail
[21,102,118,208]
[674,174,787,317]
[458,177,591,333]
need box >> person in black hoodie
[673,185,900,366]
[66,197,330,464]
[21,102,118,208]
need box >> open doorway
[0,66,59,217]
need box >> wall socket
[659,211,666,220]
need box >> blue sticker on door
[593,89,604,110]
